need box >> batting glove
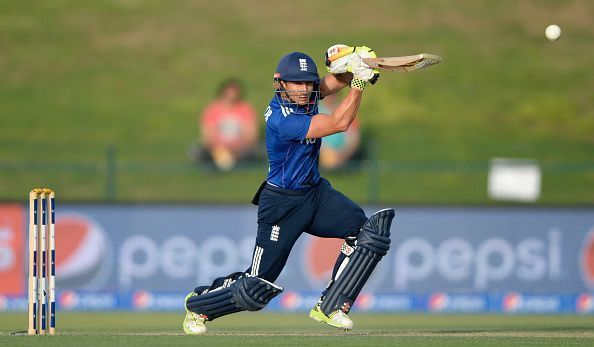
[347,54,373,91]
[352,46,380,85]
[325,44,355,74]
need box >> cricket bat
[362,54,442,72]
[326,46,442,72]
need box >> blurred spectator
[190,79,258,171]
[318,93,362,170]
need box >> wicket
[28,188,56,335]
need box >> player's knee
[357,208,395,256]
[358,230,391,256]
[354,209,367,230]
[342,213,366,240]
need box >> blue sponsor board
[363,294,415,312]
[423,293,488,313]
[14,204,592,296]
[125,291,184,311]
[58,291,119,311]
[270,292,415,312]
[2,204,594,313]
[0,296,27,311]
[3,291,594,313]
[493,293,572,314]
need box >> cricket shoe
[309,304,353,330]
[183,292,207,335]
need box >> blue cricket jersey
[264,96,321,190]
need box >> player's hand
[353,46,380,85]
[325,44,355,74]
[347,53,378,90]
[346,54,367,90]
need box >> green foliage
[0,0,593,203]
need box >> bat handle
[362,58,379,68]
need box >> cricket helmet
[273,52,320,115]
[274,52,320,83]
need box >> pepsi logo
[576,293,593,313]
[132,290,153,310]
[55,213,112,289]
[428,292,448,311]
[59,290,79,309]
[279,291,301,310]
[503,292,521,312]
[303,237,343,285]
[301,236,387,291]
[580,229,594,289]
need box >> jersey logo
[299,58,308,71]
[301,138,317,145]
[270,225,280,241]
[264,106,272,122]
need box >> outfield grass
[1,0,593,204]
[1,313,594,346]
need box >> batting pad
[186,275,283,321]
[320,208,394,316]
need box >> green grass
[1,313,594,346]
[1,0,593,204]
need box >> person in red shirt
[195,79,258,170]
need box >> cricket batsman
[183,44,395,334]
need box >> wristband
[350,77,366,91]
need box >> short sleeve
[278,114,312,141]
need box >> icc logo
[580,228,594,289]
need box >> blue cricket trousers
[247,178,367,282]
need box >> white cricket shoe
[183,292,207,335]
[309,304,354,330]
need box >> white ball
[545,24,561,41]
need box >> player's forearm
[320,73,353,97]
[306,85,362,139]
[330,88,362,131]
